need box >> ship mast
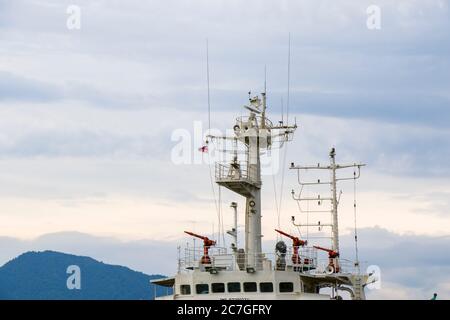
[208,91,296,271]
[330,148,340,252]
[290,148,365,255]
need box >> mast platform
[215,161,261,197]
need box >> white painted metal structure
[153,92,371,300]
[290,148,366,254]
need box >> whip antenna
[206,39,211,138]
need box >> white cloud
[0,1,448,299]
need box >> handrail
[178,246,331,273]
[178,244,363,276]
[215,161,258,184]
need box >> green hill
[0,250,170,300]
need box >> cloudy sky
[0,0,449,299]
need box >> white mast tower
[210,91,296,271]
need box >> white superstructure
[153,91,370,300]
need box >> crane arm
[275,229,307,246]
[184,231,216,246]
[184,231,206,240]
[313,245,339,257]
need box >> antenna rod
[277,33,291,227]
[261,66,267,129]
[353,170,360,272]
[286,32,291,125]
[330,148,339,252]
[206,39,211,137]
[264,65,267,94]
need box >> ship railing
[234,116,295,143]
[236,115,273,128]
[268,247,319,272]
[215,161,259,185]
[178,245,364,276]
[307,258,365,275]
[179,246,231,272]
[178,246,319,273]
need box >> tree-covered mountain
[0,251,170,300]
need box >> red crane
[184,231,216,265]
[313,245,340,273]
[275,229,308,267]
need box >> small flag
[198,145,208,153]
